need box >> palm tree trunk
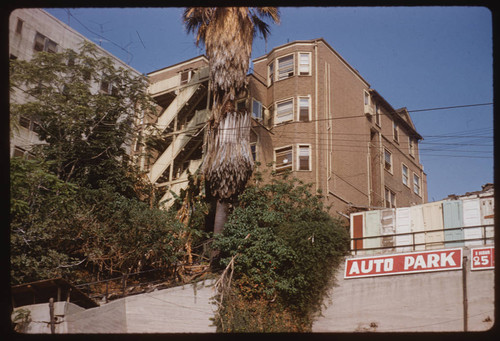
[213,199,229,235]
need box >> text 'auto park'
[345,246,494,279]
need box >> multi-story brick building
[146,38,428,215]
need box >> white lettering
[414,255,427,269]
[349,261,360,275]
[373,259,384,272]
[440,252,456,267]
[427,254,440,268]
[404,256,415,270]
[384,258,393,271]
[361,260,373,273]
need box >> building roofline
[34,9,143,76]
[253,38,370,87]
[147,55,209,76]
[370,89,423,140]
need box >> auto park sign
[344,249,463,279]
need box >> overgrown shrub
[213,172,350,331]
[10,157,187,285]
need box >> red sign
[344,248,463,279]
[471,247,495,271]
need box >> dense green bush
[213,172,350,331]
[10,158,187,285]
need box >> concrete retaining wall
[66,278,217,333]
[312,248,494,332]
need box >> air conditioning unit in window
[364,104,374,117]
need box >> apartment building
[147,38,427,214]
[9,8,143,158]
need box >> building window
[277,54,294,80]
[180,70,191,85]
[298,52,311,75]
[275,98,294,124]
[275,146,293,173]
[385,187,396,208]
[34,32,58,53]
[413,173,421,196]
[19,116,30,129]
[393,121,399,142]
[298,145,311,171]
[268,62,274,86]
[100,80,110,93]
[252,99,263,120]
[46,39,58,53]
[384,148,392,173]
[250,143,257,161]
[34,32,45,52]
[409,137,415,157]
[298,96,310,122]
[364,90,370,106]
[375,103,381,126]
[16,19,23,35]
[402,164,409,187]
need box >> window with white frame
[364,90,371,106]
[402,164,409,186]
[275,146,293,173]
[385,187,396,208]
[277,54,294,80]
[413,173,421,196]
[252,99,263,120]
[298,145,311,171]
[275,99,294,124]
[384,148,393,173]
[298,53,311,75]
[393,121,399,142]
[298,96,310,122]
[268,62,274,86]
[180,70,192,85]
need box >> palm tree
[183,7,280,234]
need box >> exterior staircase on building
[159,158,203,208]
[148,109,209,184]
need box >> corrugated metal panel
[410,205,425,250]
[350,212,364,252]
[381,209,395,252]
[480,197,494,245]
[443,200,464,247]
[462,198,483,246]
[364,210,382,254]
[422,202,444,250]
[395,207,412,252]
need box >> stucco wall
[313,247,494,332]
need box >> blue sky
[44,7,494,202]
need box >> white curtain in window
[299,53,310,74]
[278,55,294,79]
[276,100,293,123]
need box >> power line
[407,102,493,113]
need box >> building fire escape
[147,66,210,206]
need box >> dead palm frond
[183,6,279,221]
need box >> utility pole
[462,255,468,332]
